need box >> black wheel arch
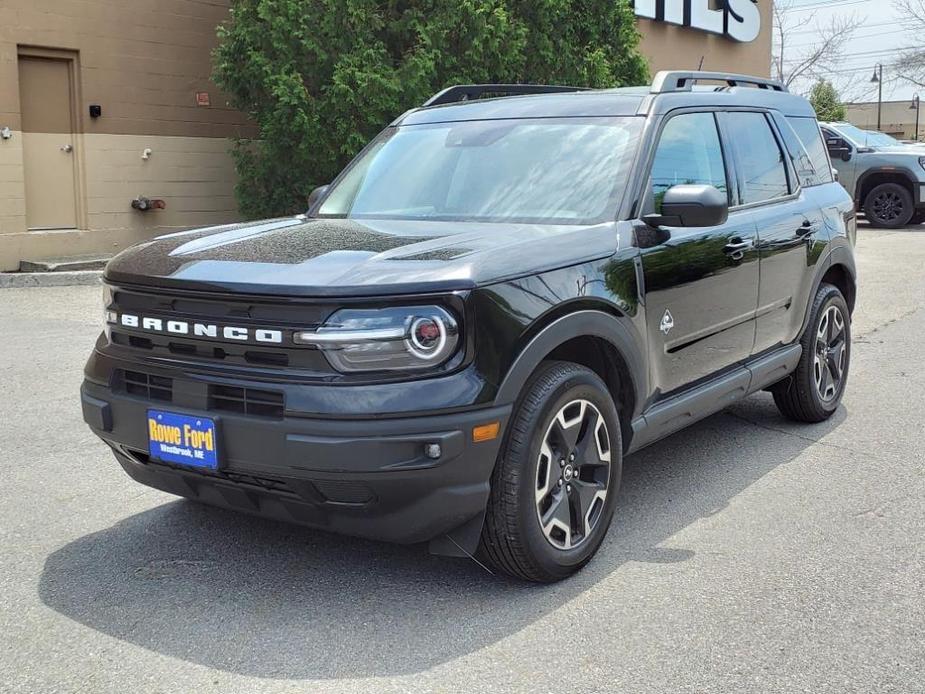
[493,309,646,452]
[799,243,857,338]
[856,167,921,209]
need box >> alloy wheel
[535,399,611,550]
[871,190,905,224]
[814,305,848,402]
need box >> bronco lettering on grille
[117,313,284,344]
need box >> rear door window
[725,112,791,205]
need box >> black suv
[81,71,857,582]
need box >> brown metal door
[18,56,78,230]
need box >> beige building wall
[637,1,773,78]
[845,101,923,140]
[0,0,252,271]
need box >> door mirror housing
[643,184,729,229]
[307,184,329,213]
[834,147,853,161]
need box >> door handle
[60,144,73,153]
[798,220,821,237]
[723,238,753,260]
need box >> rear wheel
[479,361,622,583]
[864,183,914,228]
[772,283,851,423]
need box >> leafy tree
[809,79,847,122]
[214,0,648,219]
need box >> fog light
[424,443,442,460]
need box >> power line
[786,0,875,11]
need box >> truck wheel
[772,284,851,423]
[864,183,914,228]
[479,361,622,583]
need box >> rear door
[637,111,760,397]
[722,111,825,353]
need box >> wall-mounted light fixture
[0,127,12,140]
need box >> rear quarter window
[787,117,835,186]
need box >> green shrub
[809,80,847,123]
[214,0,648,219]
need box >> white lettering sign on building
[634,0,761,43]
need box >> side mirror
[307,184,329,212]
[643,184,729,229]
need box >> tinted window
[649,112,728,212]
[726,112,791,205]
[821,127,851,155]
[788,117,834,185]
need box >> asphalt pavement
[1,225,923,693]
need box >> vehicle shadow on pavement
[38,394,847,680]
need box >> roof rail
[651,71,788,94]
[423,84,588,108]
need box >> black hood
[104,216,618,297]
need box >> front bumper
[81,379,510,550]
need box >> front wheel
[479,361,622,583]
[772,283,851,423]
[864,183,914,228]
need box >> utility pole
[912,95,921,141]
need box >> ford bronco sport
[822,120,925,227]
[81,71,857,582]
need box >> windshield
[831,122,898,148]
[318,117,643,225]
[864,130,902,147]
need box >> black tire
[772,284,851,423]
[864,182,914,228]
[479,361,622,583]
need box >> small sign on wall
[196,92,211,107]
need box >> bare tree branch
[772,0,862,93]
[894,0,925,85]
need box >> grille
[209,384,285,419]
[122,370,173,402]
[107,285,332,371]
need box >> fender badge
[660,310,675,336]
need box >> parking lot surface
[1,225,924,693]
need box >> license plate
[147,410,219,470]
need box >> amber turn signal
[472,421,501,443]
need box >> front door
[638,111,760,397]
[18,55,78,230]
[822,126,858,199]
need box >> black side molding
[627,345,802,454]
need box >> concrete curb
[0,271,103,289]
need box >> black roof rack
[423,84,588,108]
[651,71,788,94]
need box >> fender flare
[798,242,858,337]
[855,167,921,206]
[493,310,646,415]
